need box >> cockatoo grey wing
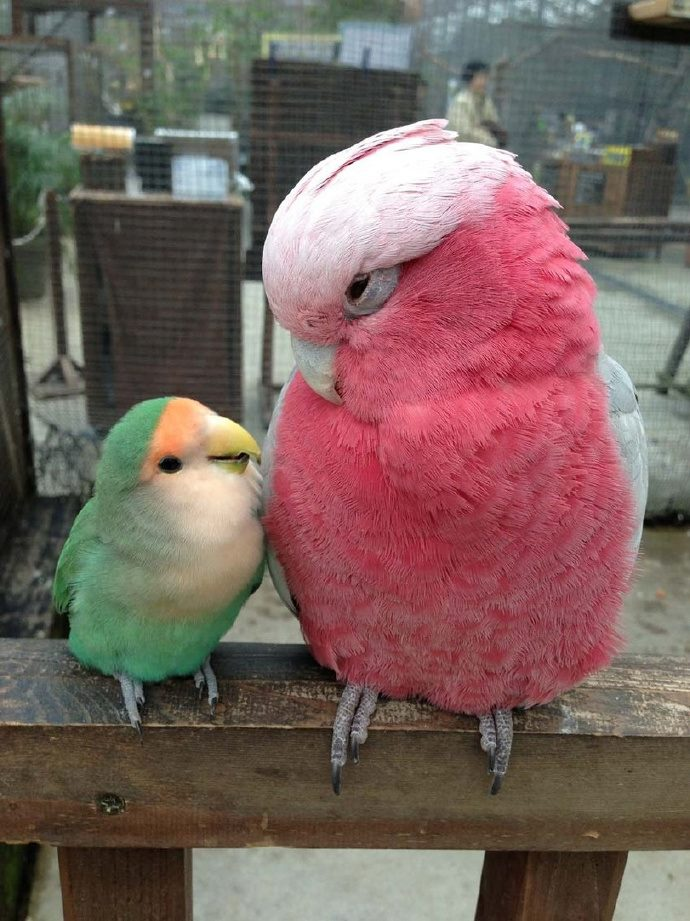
[262,369,299,615]
[597,352,648,553]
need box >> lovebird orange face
[140,397,261,482]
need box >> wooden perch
[0,641,688,852]
[1,641,688,920]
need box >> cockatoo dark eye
[344,265,400,319]
[348,275,370,300]
[158,455,183,474]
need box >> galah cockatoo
[261,120,647,794]
[54,397,264,730]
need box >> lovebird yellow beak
[206,417,261,471]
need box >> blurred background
[1,0,689,515]
[0,1,688,919]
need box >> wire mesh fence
[0,0,689,518]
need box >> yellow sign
[601,146,633,167]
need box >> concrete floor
[26,526,690,921]
[19,239,690,918]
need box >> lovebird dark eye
[158,455,183,474]
[344,265,400,319]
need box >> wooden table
[1,641,688,920]
[539,147,676,220]
[71,190,245,430]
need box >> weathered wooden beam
[0,642,688,851]
[58,847,192,921]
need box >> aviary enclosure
[0,0,688,918]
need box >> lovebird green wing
[53,499,100,615]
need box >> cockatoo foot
[330,684,379,795]
[479,708,513,794]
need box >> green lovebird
[53,396,265,730]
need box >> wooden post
[10,0,23,35]
[0,94,35,495]
[65,39,77,124]
[475,851,628,921]
[261,289,274,425]
[87,12,98,44]
[59,847,192,921]
[32,191,83,399]
[46,190,67,356]
[260,72,280,424]
[140,0,155,94]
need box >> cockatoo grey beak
[291,336,342,405]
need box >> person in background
[447,60,508,148]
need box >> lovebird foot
[193,655,219,717]
[478,708,514,795]
[116,673,145,733]
[330,684,379,795]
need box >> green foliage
[82,1,404,137]
[208,0,294,132]
[309,0,403,29]
[125,1,296,134]
[3,92,79,239]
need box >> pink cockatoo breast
[262,121,637,715]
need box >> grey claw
[118,674,144,734]
[197,657,219,716]
[479,708,513,795]
[331,761,343,795]
[330,685,378,793]
[134,680,145,707]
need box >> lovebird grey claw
[117,673,144,733]
[350,736,360,764]
[195,656,219,716]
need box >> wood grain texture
[59,847,191,921]
[0,642,688,851]
[475,851,628,921]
